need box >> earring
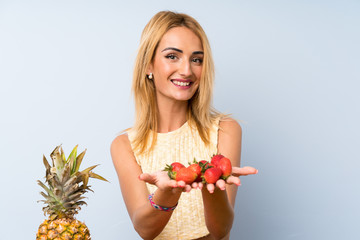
[148,73,153,80]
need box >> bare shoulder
[111,133,131,151]
[111,132,133,152]
[219,117,242,137]
[110,133,143,188]
[110,133,134,165]
[218,117,242,167]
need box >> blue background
[0,0,359,239]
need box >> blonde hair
[131,11,225,154]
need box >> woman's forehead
[157,27,203,52]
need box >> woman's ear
[146,64,154,80]
[146,64,153,76]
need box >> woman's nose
[179,60,192,77]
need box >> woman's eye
[192,58,203,64]
[165,54,177,60]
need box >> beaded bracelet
[148,193,178,212]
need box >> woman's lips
[171,79,193,88]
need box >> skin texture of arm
[111,134,186,239]
[201,118,243,240]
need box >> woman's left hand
[203,166,258,193]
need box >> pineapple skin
[36,218,90,240]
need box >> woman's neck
[156,98,188,133]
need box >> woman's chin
[172,95,195,102]
[172,91,197,101]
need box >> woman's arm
[201,118,245,240]
[111,134,185,239]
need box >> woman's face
[148,26,203,103]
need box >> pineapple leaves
[43,155,52,183]
[64,175,78,190]
[89,172,109,182]
[38,145,107,219]
[50,145,65,179]
[78,165,108,188]
[60,145,66,162]
[80,165,99,175]
[43,155,51,172]
[40,191,49,199]
[67,145,78,175]
[83,174,89,189]
[37,180,56,199]
[67,145,78,163]
[59,164,71,185]
[50,214,57,221]
[74,149,86,174]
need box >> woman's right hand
[139,171,194,192]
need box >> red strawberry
[175,167,197,184]
[164,162,185,179]
[210,154,224,167]
[188,163,202,182]
[202,167,222,184]
[171,162,186,172]
[218,157,232,180]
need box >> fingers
[169,179,180,188]
[183,185,192,192]
[226,176,241,186]
[207,183,215,193]
[171,180,193,193]
[215,179,226,190]
[173,181,205,192]
[191,182,203,190]
[139,172,183,191]
[178,181,205,192]
[138,173,156,184]
[232,166,258,177]
[175,180,186,188]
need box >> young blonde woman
[111,11,258,240]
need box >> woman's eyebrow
[161,47,204,55]
[162,47,183,53]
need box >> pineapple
[37,145,107,240]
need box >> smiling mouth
[171,80,192,87]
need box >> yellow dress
[127,120,220,240]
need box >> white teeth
[173,81,190,86]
